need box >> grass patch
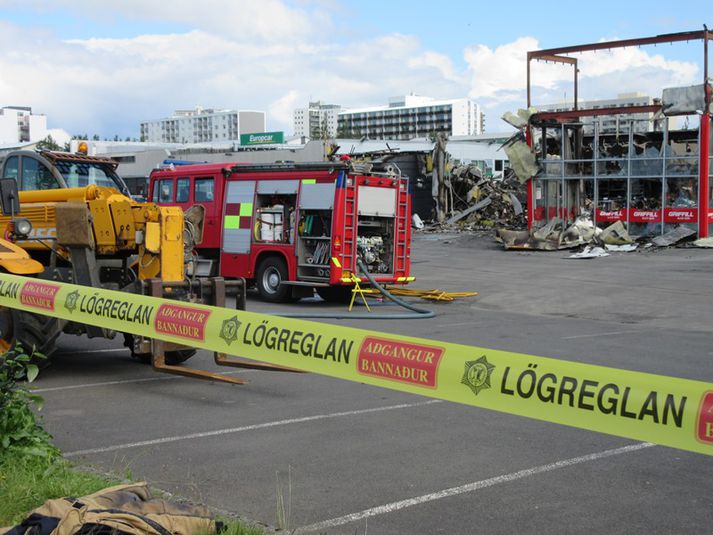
[0,454,120,526]
[203,517,267,535]
[0,456,266,534]
[0,346,266,534]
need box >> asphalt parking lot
[33,232,713,534]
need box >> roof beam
[533,54,577,65]
[528,30,710,60]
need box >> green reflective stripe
[302,179,317,184]
[224,215,240,229]
[239,203,253,216]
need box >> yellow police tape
[1,272,712,456]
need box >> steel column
[699,112,710,237]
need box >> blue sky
[0,0,711,138]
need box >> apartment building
[293,101,341,139]
[140,107,266,143]
[0,106,48,144]
[538,93,656,133]
[337,95,483,140]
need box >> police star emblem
[64,290,80,313]
[461,355,495,395]
[219,315,241,345]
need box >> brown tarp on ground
[1,482,216,535]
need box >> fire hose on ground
[274,258,436,320]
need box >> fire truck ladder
[340,171,358,275]
[394,177,410,274]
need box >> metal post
[699,111,710,237]
[626,122,633,232]
[527,57,531,108]
[662,119,668,235]
[574,60,579,111]
[593,122,599,226]
[526,125,535,229]
[560,124,565,221]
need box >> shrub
[0,346,59,460]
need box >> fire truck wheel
[256,256,290,302]
[122,333,196,365]
[316,286,353,303]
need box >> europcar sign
[240,131,284,145]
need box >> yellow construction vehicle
[0,150,271,384]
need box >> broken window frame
[532,116,708,235]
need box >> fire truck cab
[149,161,413,302]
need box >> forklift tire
[256,256,291,302]
[0,307,60,364]
[316,286,353,304]
[122,333,196,365]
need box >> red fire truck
[149,161,413,302]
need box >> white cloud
[0,8,704,137]
[2,0,331,43]
[466,37,540,100]
[408,51,464,83]
[270,90,300,128]
[464,35,699,129]
[0,20,476,136]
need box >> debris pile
[496,212,701,256]
[441,166,527,230]
[495,214,637,251]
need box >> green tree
[35,135,62,151]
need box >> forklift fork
[146,277,302,385]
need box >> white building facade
[293,101,341,139]
[538,92,655,133]
[337,96,483,140]
[0,107,48,145]
[140,107,266,143]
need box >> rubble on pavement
[494,211,699,254]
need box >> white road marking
[64,400,442,458]
[33,369,255,393]
[562,330,641,340]
[296,442,655,533]
[55,348,128,355]
[35,376,182,392]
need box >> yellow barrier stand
[348,273,378,312]
[1,272,713,456]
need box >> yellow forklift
[0,149,281,385]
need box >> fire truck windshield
[54,160,127,192]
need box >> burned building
[524,30,712,238]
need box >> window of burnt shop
[595,178,627,228]
[629,178,663,236]
[597,135,627,178]
[539,127,563,178]
[664,176,698,233]
[532,178,565,226]
[563,178,593,221]
[630,134,663,178]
